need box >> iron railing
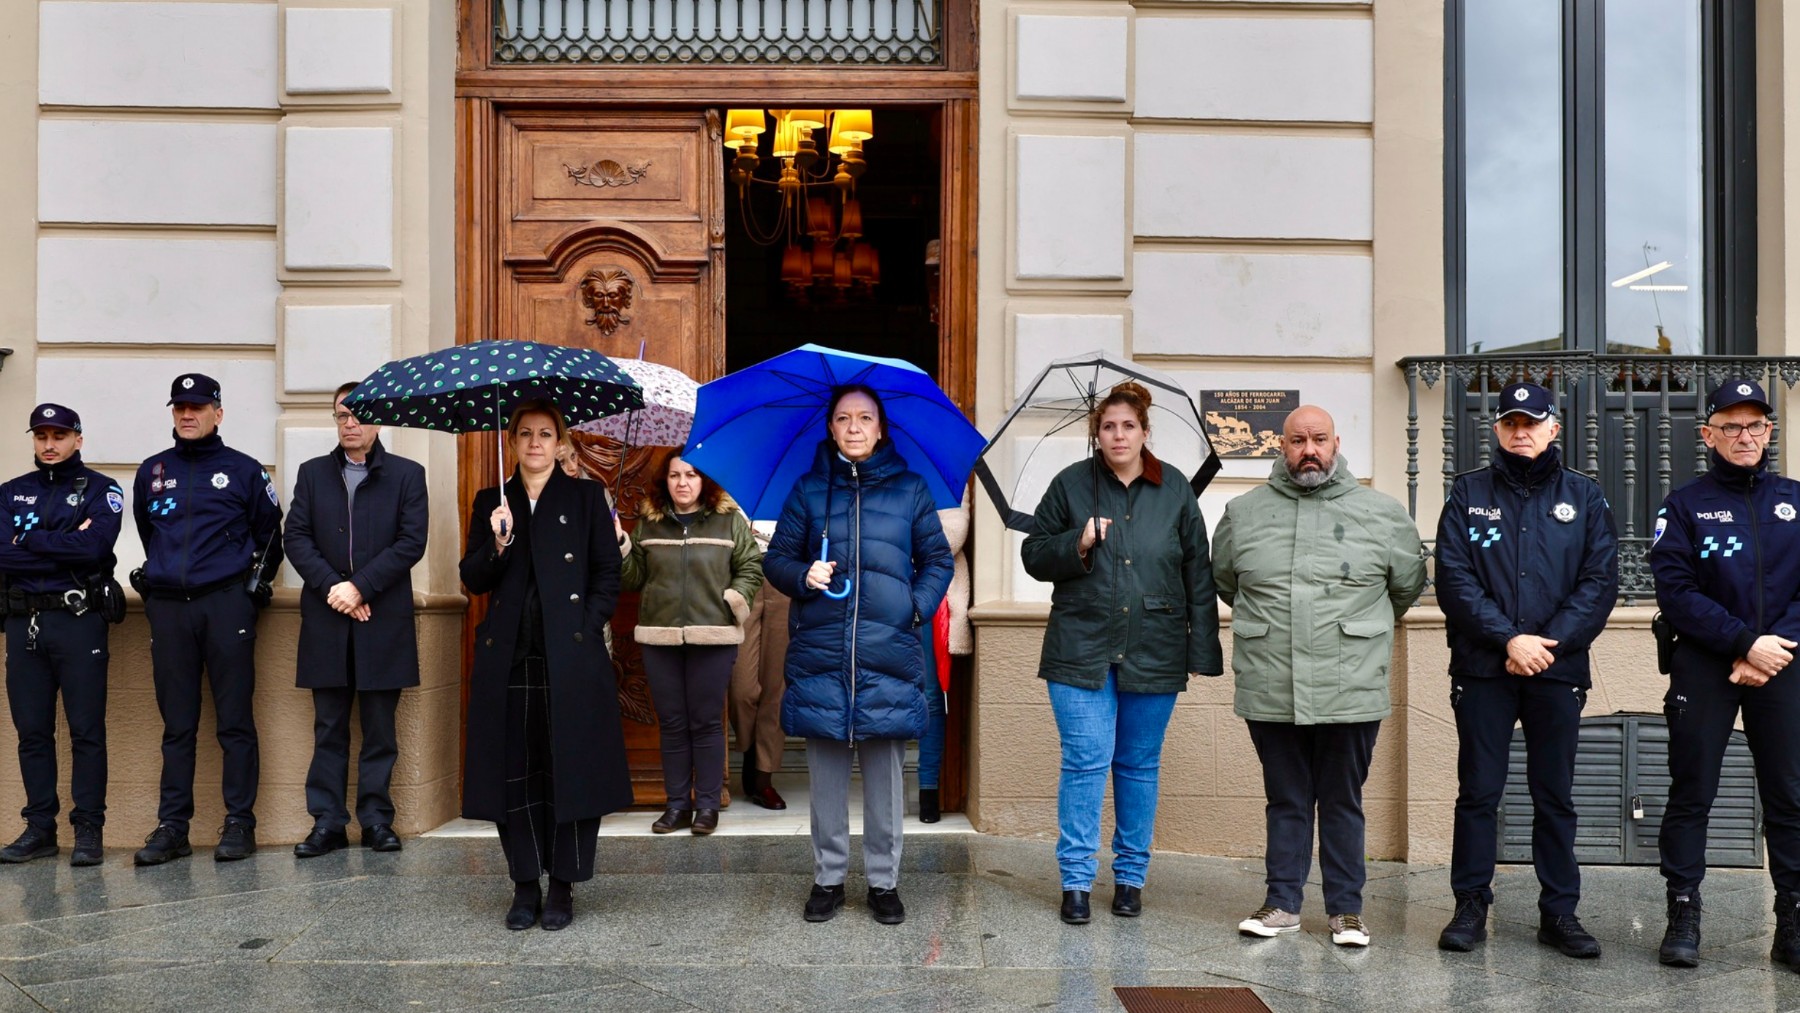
[1399,353,1800,601]
[493,0,943,65]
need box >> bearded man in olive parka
[1213,405,1425,947]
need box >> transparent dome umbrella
[973,351,1222,534]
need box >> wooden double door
[458,106,726,803]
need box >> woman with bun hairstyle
[617,454,763,836]
[1020,381,1223,925]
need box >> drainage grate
[1114,987,1273,1013]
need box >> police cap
[27,403,81,433]
[168,373,222,406]
[1497,382,1556,420]
[1706,378,1772,417]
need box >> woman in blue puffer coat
[763,384,954,927]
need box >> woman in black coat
[460,400,632,931]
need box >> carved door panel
[461,105,725,805]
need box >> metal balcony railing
[1398,353,1800,601]
[493,0,943,65]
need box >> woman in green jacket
[618,455,763,835]
[1021,381,1223,926]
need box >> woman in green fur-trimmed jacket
[618,454,763,835]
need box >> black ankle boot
[542,877,574,931]
[919,788,941,824]
[506,881,541,931]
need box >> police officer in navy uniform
[131,374,283,865]
[0,404,123,867]
[1651,377,1800,970]
[1434,381,1619,958]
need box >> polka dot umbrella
[342,339,643,486]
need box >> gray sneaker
[1329,913,1371,947]
[1239,905,1301,937]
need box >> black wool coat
[284,440,429,690]
[459,467,633,824]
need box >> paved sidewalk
[0,833,1796,1012]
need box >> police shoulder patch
[105,490,123,514]
[1653,515,1668,546]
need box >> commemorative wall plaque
[1200,389,1300,458]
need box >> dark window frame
[1444,0,1757,356]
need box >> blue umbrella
[343,339,643,490]
[683,344,984,599]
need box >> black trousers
[144,589,260,830]
[3,610,108,829]
[1450,674,1586,915]
[640,644,737,810]
[1661,645,1800,897]
[305,639,401,831]
[1245,719,1380,915]
[498,655,597,883]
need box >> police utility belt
[4,586,92,617]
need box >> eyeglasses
[332,413,361,425]
[1707,421,1770,437]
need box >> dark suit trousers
[305,640,401,831]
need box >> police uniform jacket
[0,453,124,595]
[1435,445,1620,687]
[283,439,428,690]
[133,432,283,594]
[1651,449,1800,663]
[459,466,634,824]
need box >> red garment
[933,599,952,691]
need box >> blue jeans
[1047,668,1178,892]
[918,686,946,790]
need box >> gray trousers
[806,737,906,890]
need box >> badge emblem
[1553,502,1576,523]
[105,490,123,514]
[1739,383,1753,395]
[182,377,195,389]
[1653,515,1668,545]
[66,493,79,507]
[40,408,53,418]
[1513,388,1529,402]
[1779,503,1797,522]
[211,472,229,490]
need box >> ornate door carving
[460,105,725,804]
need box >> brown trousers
[729,584,790,774]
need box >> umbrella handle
[818,535,853,600]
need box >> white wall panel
[38,237,279,345]
[1016,16,1128,103]
[1012,314,1126,401]
[285,7,396,95]
[1132,251,1371,358]
[283,304,396,393]
[1135,18,1372,122]
[39,120,278,226]
[1016,134,1126,280]
[1134,134,1372,240]
[37,355,279,466]
[40,2,278,109]
[284,126,396,270]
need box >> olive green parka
[620,500,763,645]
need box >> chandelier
[724,109,881,301]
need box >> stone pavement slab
[0,835,1794,1011]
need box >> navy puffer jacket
[764,439,954,741]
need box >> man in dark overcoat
[284,382,428,856]
[459,462,634,839]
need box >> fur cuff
[723,587,751,627]
[618,533,633,557]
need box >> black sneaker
[1438,891,1488,952]
[803,883,846,923]
[0,825,58,864]
[1773,895,1800,971]
[133,824,192,866]
[1659,890,1703,967]
[213,820,256,862]
[70,822,103,867]
[868,886,906,925]
[1538,912,1602,958]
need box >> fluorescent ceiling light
[1612,261,1673,287]
[1628,284,1689,292]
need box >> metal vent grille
[1498,712,1763,867]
